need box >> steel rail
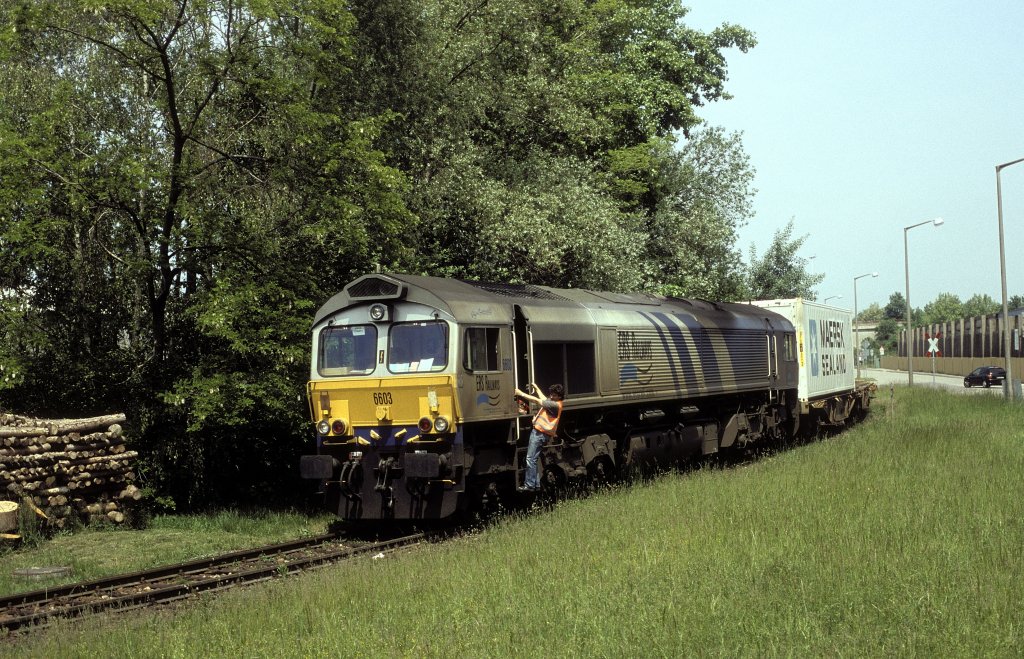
[0,531,342,610]
[0,532,423,634]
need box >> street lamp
[997,156,1024,400]
[824,295,842,304]
[853,272,878,379]
[904,217,944,386]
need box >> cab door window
[464,327,500,372]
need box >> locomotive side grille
[466,281,571,301]
[699,331,723,388]
[347,277,401,299]
[728,332,770,383]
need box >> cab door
[511,306,536,468]
[513,305,533,401]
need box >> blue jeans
[524,429,547,489]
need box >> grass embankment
[8,387,1024,657]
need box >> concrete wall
[900,312,1024,361]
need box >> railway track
[0,531,424,634]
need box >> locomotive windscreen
[318,325,377,376]
[388,321,448,373]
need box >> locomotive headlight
[316,420,330,436]
[433,416,450,433]
[331,418,349,435]
[369,303,389,322]
[418,416,434,433]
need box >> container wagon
[751,298,874,430]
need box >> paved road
[859,367,1008,396]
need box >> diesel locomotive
[298,273,850,522]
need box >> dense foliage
[2,1,1015,509]
[0,0,766,507]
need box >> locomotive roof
[312,273,791,332]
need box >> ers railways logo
[807,318,847,377]
[617,331,654,386]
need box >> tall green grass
[8,388,1024,657]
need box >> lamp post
[853,272,878,379]
[997,157,1024,400]
[904,218,944,386]
[824,295,842,304]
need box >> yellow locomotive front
[300,279,467,520]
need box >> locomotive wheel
[542,465,566,491]
[587,456,615,486]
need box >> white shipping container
[752,298,855,403]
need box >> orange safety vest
[533,400,563,437]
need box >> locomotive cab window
[388,320,448,373]
[318,325,378,376]
[464,327,500,372]
[783,333,796,361]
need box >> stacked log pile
[0,413,140,529]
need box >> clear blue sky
[687,0,1024,312]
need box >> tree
[0,0,411,505]
[744,219,824,300]
[921,293,963,326]
[1009,295,1024,311]
[875,318,901,353]
[962,294,1000,318]
[856,303,884,323]
[883,292,907,320]
[349,0,755,292]
[645,128,754,300]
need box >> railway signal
[926,332,942,383]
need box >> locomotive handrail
[773,334,779,381]
[322,438,370,446]
[407,435,446,444]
